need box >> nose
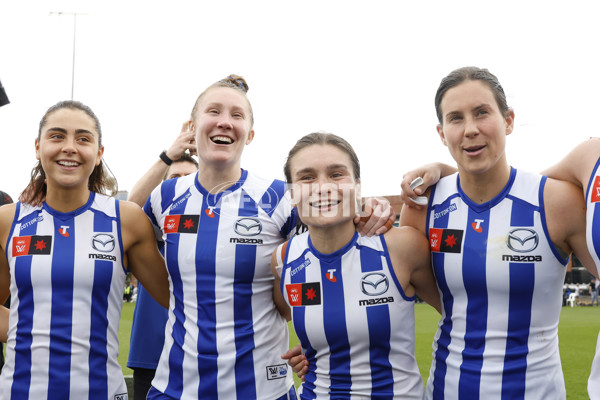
[62,136,77,153]
[216,114,233,130]
[463,115,479,138]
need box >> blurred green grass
[118,302,600,399]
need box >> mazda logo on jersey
[506,228,539,253]
[92,233,115,253]
[360,272,389,296]
[234,218,262,236]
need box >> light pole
[50,12,86,100]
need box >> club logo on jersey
[92,233,115,252]
[506,228,539,253]
[326,269,337,282]
[12,235,52,256]
[59,225,70,237]
[429,228,463,253]
[592,176,600,203]
[472,219,484,233]
[234,217,262,236]
[286,282,321,306]
[164,214,199,234]
[360,272,389,296]
[266,363,288,380]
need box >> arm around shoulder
[120,200,170,308]
[544,178,598,277]
[385,226,440,313]
[542,138,600,189]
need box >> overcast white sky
[1,0,599,200]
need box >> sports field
[118,302,600,399]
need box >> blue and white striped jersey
[1,193,129,400]
[585,156,600,399]
[144,170,297,400]
[425,168,568,400]
[280,232,424,400]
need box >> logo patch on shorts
[266,363,288,380]
[114,393,128,400]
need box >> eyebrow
[46,127,95,135]
[294,164,350,176]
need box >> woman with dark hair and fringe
[0,100,169,399]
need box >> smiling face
[191,86,254,170]
[35,108,104,193]
[436,79,514,178]
[289,144,360,229]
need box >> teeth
[212,136,233,144]
[312,200,339,207]
[58,161,78,167]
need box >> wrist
[159,150,173,166]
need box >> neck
[44,185,91,213]
[196,162,243,194]
[458,161,511,204]
[308,219,356,255]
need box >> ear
[96,145,105,167]
[436,124,447,146]
[504,109,515,136]
[35,138,40,161]
[188,120,195,132]
[246,129,255,145]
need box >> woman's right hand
[399,162,456,209]
[281,344,308,382]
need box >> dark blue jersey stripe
[431,197,454,399]
[458,207,490,397]
[233,190,259,399]
[194,196,219,399]
[321,256,351,397]
[360,245,393,399]
[47,215,75,400]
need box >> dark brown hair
[284,132,361,183]
[190,74,254,127]
[435,66,510,124]
[19,100,117,205]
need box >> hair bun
[221,74,249,93]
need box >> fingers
[356,197,394,237]
[166,121,197,160]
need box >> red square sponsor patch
[592,176,600,203]
[12,235,52,256]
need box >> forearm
[128,159,169,206]
[0,305,8,342]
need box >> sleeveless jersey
[585,156,600,399]
[127,282,168,370]
[144,170,297,400]
[0,193,128,400]
[280,231,424,400]
[425,168,568,400]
